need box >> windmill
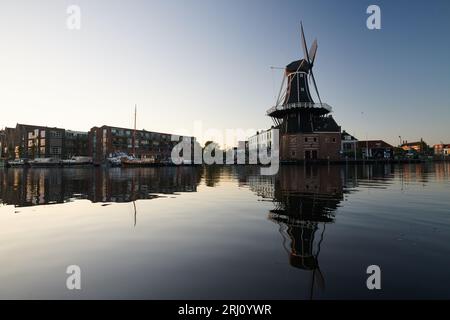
[267,22,335,135]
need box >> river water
[0,163,449,299]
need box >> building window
[314,137,317,142]
[40,130,46,138]
[51,146,61,155]
[50,131,61,138]
[332,138,336,143]
[304,137,308,142]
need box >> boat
[29,158,62,167]
[62,156,93,166]
[7,158,29,167]
[121,157,156,167]
[106,152,130,167]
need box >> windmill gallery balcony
[266,102,332,117]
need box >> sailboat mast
[133,104,137,156]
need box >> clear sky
[0,0,449,146]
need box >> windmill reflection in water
[248,165,344,299]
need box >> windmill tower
[267,23,341,161]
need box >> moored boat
[62,156,93,166]
[29,158,62,167]
[121,157,156,167]
[106,152,130,167]
[7,158,29,168]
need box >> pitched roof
[357,140,394,149]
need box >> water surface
[0,163,449,299]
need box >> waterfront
[0,163,449,299]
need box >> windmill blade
[300,22,311,63]
[310,70,322,105]
[309,39,318,65]
[314,267,325,290]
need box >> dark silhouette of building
[267,25,341,161]
[357,140,394,159]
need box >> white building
[248,128,274,154]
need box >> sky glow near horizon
[0,0,449,146]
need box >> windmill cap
[286,59,310,73]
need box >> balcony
[267,102,332,117]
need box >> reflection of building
[88,125,196,164]
[248,167,342,260]
[246,165,344,298]
[0,167,202,207]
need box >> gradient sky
[0,0,449,146]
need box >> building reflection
[243,164,419,297]
[245,165,344,298]
[0,167,202,207]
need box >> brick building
[11,124,65,159]
[88,125,196,164]
[0,124,89,160]
[65,130,89,158]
